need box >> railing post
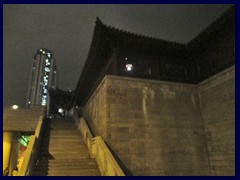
[79,118,125,176]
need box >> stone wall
[198,66,235,176]
[82,80,108,138]
[82,76,210,175]
[81,66,235,176]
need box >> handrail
[78,117,125,176]
[17,116,44,176]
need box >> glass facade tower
[26,48,57,108]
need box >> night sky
[3,4,232,108]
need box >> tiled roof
[95,17,187,51]
[188,6,234,48]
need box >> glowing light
[42,95,47,106]
[12,105,19,110]
[28,101,31,104]
[125,57,128,60]
[126,64,133,71]
[42,51,45,54]
[58,108,63,113]
[45,67,50,72]
[20,136,30,147]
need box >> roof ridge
[188,5,234,47]
[96,17,187,47]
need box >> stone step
[37,158,95,163]
[49,140,83,144]
[48,144,85,148]
[32,118,100,176]
[50,126,76,129]
[47,155,90,159]
[47,146,84,149]
[32,170,100,176]
[49,135,82,138]
[38,151,89,156]
[38,153,89,158]
[35,163,98,169]
[49,138,82,140]
[50,153,90,157]
[34,167,100,176]
[48,146,87,150]
[47,142,83,146]
[36,163,97,168]
[49,131,81,135]
[47,169,100,176]
[48,148,88,152]
[36,161,97,166]
[50,122,75,124]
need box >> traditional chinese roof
[188,6,235,49]
[70,6,235,108]
[95,17,188,55]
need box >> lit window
[20,136,30,147]
[45,67,50,72]
[126,64,133,71]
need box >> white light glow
[28,101,31,104]
[126,64,133,71]
[58,108,63,113]
[45,67,50,72]
[42,51,45,54]
[12,105,19,110]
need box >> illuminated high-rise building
[26,48,57,108]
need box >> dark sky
[3,4,232,108]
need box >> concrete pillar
[3,132,13,175]
[8,135,20,176]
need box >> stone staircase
[32,117,100,176]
